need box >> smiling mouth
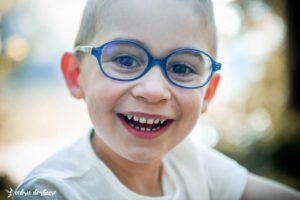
[118,113,172,132]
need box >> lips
[117,112,173,139]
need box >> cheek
[79,62,121,113]
[84,78,130,128]
[180,89,203,116]
[177,90,203,134]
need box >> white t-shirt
[14,131,248,200]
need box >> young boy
[14,0,300,199]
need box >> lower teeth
[123,115,165,132]
[134,126,161,132]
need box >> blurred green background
[0,0,299,198]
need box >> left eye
[168,63,196,76]
[112,55,140,68]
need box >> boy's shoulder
[167,137,233,165]
[168,137,248,182]
[27,133,92,179]
[14,132,95,199]
[166,137,248,200]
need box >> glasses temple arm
[74,46,94,54]
[213,62,222,71]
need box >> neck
[91,132,163,197]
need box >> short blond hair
[75,0,217,56]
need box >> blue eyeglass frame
[75,40,221,89]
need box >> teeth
[146,119,154,125]
[124,114,168,129]
[139,117,146,124]
[154,119,160,124]
[126,115,166,124]
[130,125,163,132]
[133,116,139,121]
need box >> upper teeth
[126,114,167,124]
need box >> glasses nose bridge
[136,57,167,84]
[148,58,166,76]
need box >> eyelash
[168,63,197,75]
[112,55,140,68]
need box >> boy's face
[64,0,218,163]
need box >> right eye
[112,55,141,69]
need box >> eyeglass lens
[100,41,213,88]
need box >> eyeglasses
[75,40,221,89]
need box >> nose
[131,67,171,103]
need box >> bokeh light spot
[5,35,30,62]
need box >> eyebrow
[112,37,149,48]
[110,37,205,56]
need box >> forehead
[91,0,212,56]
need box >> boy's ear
[61,52,84,99]
[201,74,221,113]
